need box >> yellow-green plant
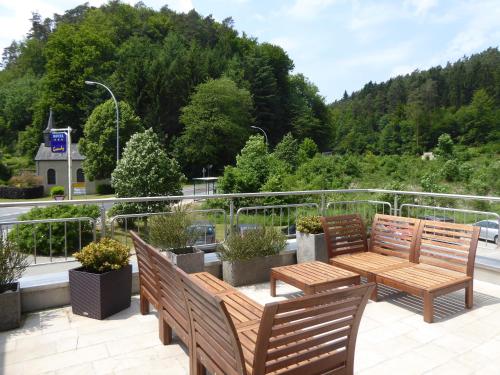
[296,215,323,234]
[73,238,130,273]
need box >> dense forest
[0,1,498,183]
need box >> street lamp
[250,125,268,145]
[85,80,120,161]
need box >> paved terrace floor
[2,280,500,375]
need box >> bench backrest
[148,242,190,345]
[416,220,480,276]
[321,214,368,258]
[177,271,247,375]
[369,214,420,261]
[130,231,159,309]
[253,283,375,375]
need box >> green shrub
[0,238,29,292]
[296,215,323,234]
[148,209,198,249]
[8,171,42,188]
[73,238,130,273]
[218,228,286,262]
[9,205,100,256]
[96,184,114,195]
[440,159,460,182]
[50,185,65,197]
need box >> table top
[271,261,359,286]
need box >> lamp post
[85,81,120,161]
[250,125,268,146]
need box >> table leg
[270,274,277,297]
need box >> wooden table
[270,261,361,296]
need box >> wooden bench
[131,231,263,345]
[178,269,375,375]
[270,261,360,296]
[375,220,480,322]
[323,214,420,300]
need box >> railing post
[320,194,326,216]
[100,204,106,238]
[229,199,235,234]
[393,195,399,216]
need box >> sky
[0,0,499,102]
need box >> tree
[272,133,298,170]
[111,129,185,214]
[175,77,253,175]
[297,138,319,165]
[79,100,143,181]
[435,133,454,159]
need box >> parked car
[419,215,455,223]
[473,220,499,244]
[187,221,216,246]
[234,223,261,236]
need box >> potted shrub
[70,238,131,320]
[148,209,204,273]
[50,185,65,200]
[296,215,328,263]
[0,239,29,331]
[219,228,293,286]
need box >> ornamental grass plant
[296,215,323,234]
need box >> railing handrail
[1,188,499,208]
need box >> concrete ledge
[475,256,500,284]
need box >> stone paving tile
[2,281,500,375]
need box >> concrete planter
[69,265,132,320]
[0,282,21,331]
[222,251,296,287]
[296,231,328,263]
[165,246,204,274]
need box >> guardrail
[1,189,498,266]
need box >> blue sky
[0,0,499,101]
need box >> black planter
[0,282,21,331]
[69,264,132,320]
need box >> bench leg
[191,359,206,375]
[423,292,434,323]
[270,274,277,297]
[159,315,172,345]
[465,281,473,309]
[140,291,150,315]
[368,274,378,302]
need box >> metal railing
[326,200,392,223]
[0,189,498,266]
[0,217,97,265]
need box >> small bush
[9,205,100,256]
[218,228,286,262]
[296,215,323,234]
[73,238,130,273]
[148,209,198,249]
[96,184,114,195]
[440,159,460,182]
[8,171,42,188]
[0,185,44,199]
[50,186,65,197]
[0,238,29,292]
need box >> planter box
[223,251,296,287]
[69,264,132,320]
[0,282,21,331]
[296,231,328,263]
[165,246,204,274]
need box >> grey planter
[165,246,204,274]
[0,282,21,331]
[222,251,296,287]
[296,231,328,263]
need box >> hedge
[0,185,44,199]
[8,205,100,256]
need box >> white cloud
[404,0,438,16]
[269,36,298,52]
[336,43,413,69]
[287,0,338,20]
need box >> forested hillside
[0,1,498,183]
[330,48,500,154]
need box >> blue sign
[50,133,66,153]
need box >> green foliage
[297,138,319,165]
[111,129,185,215]
[8,171,42,188]
[96,184,114,195]
[272,133,299,170]
[73,238,130,273]
[9,205,100,256]
[296,216,323,234]
[0,238,29,290]
[148,209,197,249]
[175,77,253,174]
[435,133,454,159]
[218,228,287,262]
[50,186,65,197]
[79,100,143,181]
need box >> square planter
[165,246,204,274]
[69,264,132,320]
[0,282,21,331]
[222,251,296,287]
[296,231,328,263]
